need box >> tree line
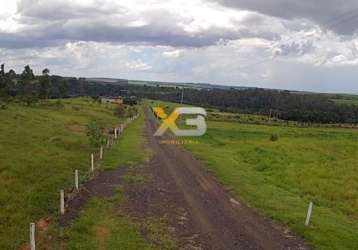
[0,64,68,105]
[1,63,357,124]
[61,78,358,124]
[138,87,358,124]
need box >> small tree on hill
[18,65,38,105]
[86,120,105,147]
[39,68,51,99]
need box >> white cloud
[162,50,182,58]
[125,60,152,71]
[0,0,358,92]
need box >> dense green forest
[1,64,358,124]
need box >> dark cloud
[0,24,243,49]
[17,0,120,20]
[213,0,358,35]
[1,1,284,49]
[0,1,247,49]
[0,0,294,49]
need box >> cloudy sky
[1,0,358,93]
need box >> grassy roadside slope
[65,111,154,249]
[65,108,176,250]
[0,98,123,249]
[101,109,150,170]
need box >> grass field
[333,98,358,106]
[186,121,358,250]
[149,100,358,250]
[0,98,149,249]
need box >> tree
[0,64,4,76]
[0,64,15,100]
[22,65,35,80]
[86,120,105,147]
[19,65,38,105]
[8,69,16,78]
[39,68,51,99]
[0,64,6,99]
[42,68,50,75]
[0,64,6,92]
[59,79,68,98]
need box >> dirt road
[125,111,310,250]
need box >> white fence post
[100,146,103,160]
[114,128,118,139]
[60,190,65,215]
[305,202,313,226]
[91,153,94,171]
[30,222,36,250]
[75,170,79,190]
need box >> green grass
[148,100,358,250]
[332,98,358,106]
[0,98,125,249]
[65,192,153,250]
[185,121,358,250]
[101,108,150,170]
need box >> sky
[1,0,358,93]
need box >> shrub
[114,104,126,118]
[86,120,105,147]
[270,133,279,142]
[126,105,138,117]
[0,103,8,110]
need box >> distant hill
[85,77,128,84]
[82,77,358,99]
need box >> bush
[42,100,64,109]
[126,105,138,118]
[86,120,105,147]
[270,133,279,142]
[114,104,126,118]
[0,103,8,110]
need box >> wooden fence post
[75,170,79,190]
[30,222,36,250]
[100,146,103,160]
[91,153,94,171]
[60,190,65,215]
[305,202,313,226]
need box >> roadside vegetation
[65,107,176,250]
[150,100,358,250]
[65,111,160,249]
[0,97,153,249]
[0,98,119,248]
